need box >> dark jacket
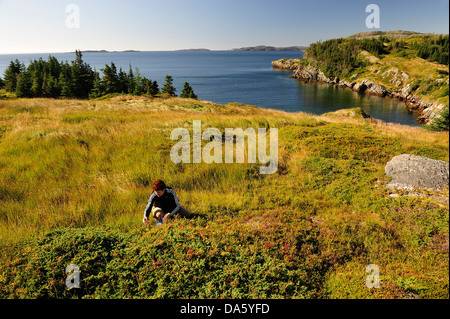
[144,187,180,218]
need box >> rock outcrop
[322,107,372,120]
[271,59,301,71]
[385,154,449,191]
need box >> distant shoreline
[233,45,307,52]
[74,50,141,53]
[0,47,308,55]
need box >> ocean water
[0,50,419,126]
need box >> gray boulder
[294,64,330,83]
[362,80,388,97]
[385,154,449,191]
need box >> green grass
[0,97,448,299]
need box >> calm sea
[0,51,419,126]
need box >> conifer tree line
[0,50,197,100]
[413,35,449,66]
[304,35,449,79]
[304,37,389,78]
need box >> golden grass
[0,96,448,299]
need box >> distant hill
[348,30,446,40]
[233,45,307,52]
[76,50,141,53]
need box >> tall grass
[0,97,448,298]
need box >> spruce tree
[47,55,61,78]
[43,75,60,98]
[101,62,120,94]
[127,65,135,94]
[161,75,177,97]
[59,71,72,98]
[151,80,160,96]
[132,68,144,95]
[31,75,42,97]
[3,59,23,92]
[89,72,103,99]
[118,67,128,93]
[15,72,32,98]
[70,50,95,98]
[180,82,197,99]
[189,90,198,99]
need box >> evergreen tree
[89,71,104,99]
[41,74,48,96]
[70,50,95,98]
[28,58,45,97]
[59,67,73,98]
[140,77,159,96]
[117,67,128,93]
[161,75,177,97]
[151,80,160,96]
[101,62,120,94]
[0,77,4,89]
[47,55,62,78]
[132,68,144,95]
[2,53,185,99]
[15,72,32,98]
[3,59,23,92]
[31,75,42,97]
[43,75,60,98]
[127,65,135,94]
[142,78,152,95]
[180,82,197,99]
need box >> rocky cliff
[273,59,448,124]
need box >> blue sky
[0,0,448,53]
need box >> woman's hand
[142,216,148,224]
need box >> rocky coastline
[272,59,448,124]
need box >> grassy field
[0,95,448,299]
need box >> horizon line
[0,47,309,56]
[2,29,449,55]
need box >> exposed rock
[271,59,301,71]
[382,67,409,87]
[425,103,448,121]
[293,64,331,83]
[337,80,355,88]
[401,84,412,98]
[362,80,388,97]
[399,95,444,124]
[323,107,372,120]
[385,154,449,191]
[352,82,367,93]
[359,50,380,64]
